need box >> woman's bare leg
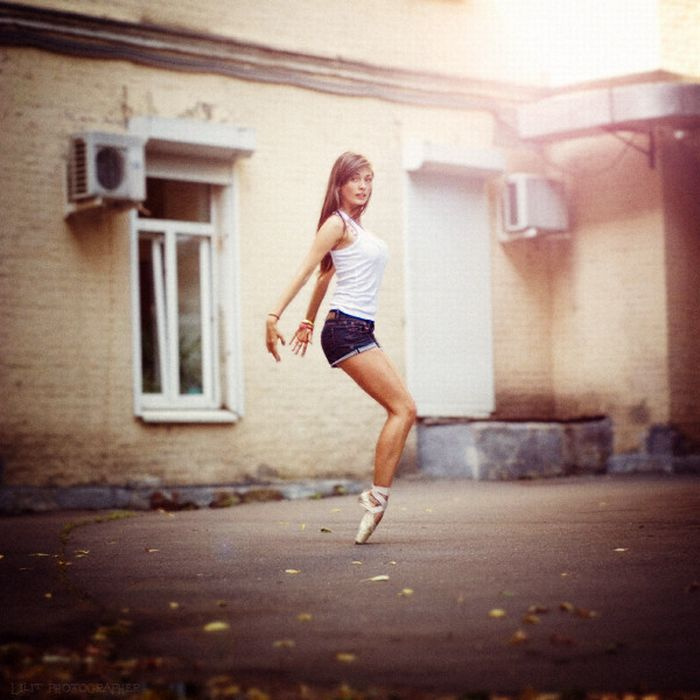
[339,348,416,487]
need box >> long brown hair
[317,152,373,275]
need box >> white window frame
[136,218,218,411]
[129,156,244,423]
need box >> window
[128,116,254,422]
[131,173,240,422]
[137,178,216,404]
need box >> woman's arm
[266,216,343,361]
[290,265,335,357]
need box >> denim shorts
[320,310,380,367]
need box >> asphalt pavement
[1,474,699,698]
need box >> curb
[0,479,364,515]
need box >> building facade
[1,0,698,490]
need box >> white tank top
[329,210,389,321]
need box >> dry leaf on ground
[203,621,230,633]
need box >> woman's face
[339,166,373,213]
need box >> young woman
[265,152,416,544]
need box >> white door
[405,170,495,417]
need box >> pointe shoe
[354,488,388,544]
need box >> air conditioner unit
[501,173,568,240]
[67,132,145,203]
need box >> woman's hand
[266,317,286,362]
[291,322,314,357]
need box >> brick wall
[0,46,504,486]
[546,133,670,453]
[659,0,700,78]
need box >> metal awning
[517,82,700,142]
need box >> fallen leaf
[145,548,159,553]
[456,594,465,604]
[203,621,230,633]
[169,602,180,610]
[559,601,575,613]
[509,629,528,645]
[206,676,241,697]
[273,639,295,649]
[398,588,414,597]
[0,554,4,560]
[320,528,332,533]
[300,524,306,531]
[335,652,356,663]
[574,607,599,619]
[613,547,628,552]
[351,561,363,566]
[247,689,271,700]
[29,553,51,557]
[330,508,341,513]
[285,569,301,575]
[74,549,90,556]
[364,575,389,582]
[522,614,540,625]
[297,613,313,622]
[488,609,507,619]
[527,604,550,614]
[43,592,53,599]
[500,590,516,598]
[217,600,228,608]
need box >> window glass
[138,234,164,394]
[177,235,204,395]
[143,178,211,222]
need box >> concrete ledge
[418,418,613,480]
[0,479,363,515]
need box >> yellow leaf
[285,569,301,575]
[247,689,271,700]
[203,621,230,633]
[335,652,356,664]
[522,614,540,625]
[297,613,313,622]
[614,547,628,552]
[145,548,159,553]
[169,602,180,610]
[29,553,51,557]
[398,588,414,597]
[364,575,389,582]
[488,608,507,618]
[559,601,575,613]
[273,639,295,649]
[351,561,363,566]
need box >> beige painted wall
[3,1,699,487]
[0,47,503,486]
